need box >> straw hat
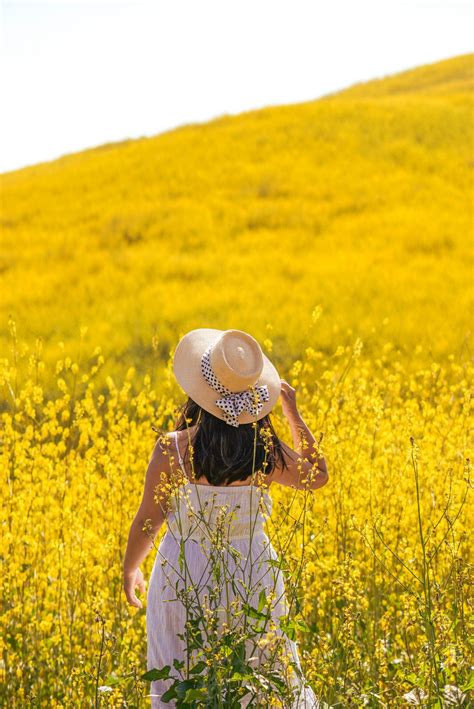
[172,328,281,427]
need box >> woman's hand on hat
[280,379,300,420]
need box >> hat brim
[172,328,281,424]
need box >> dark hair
[170,397,289,486]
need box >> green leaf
[175,679,196,699]
[178,539,185,574]
[230,671,253,682]
[295,618,310,633]
[104,672,122,686]
[462,671,474,691]
[141,666,171,681]
[212,562,221,584]
[266,670,287,691]
[257,589,267,613]
[278,615,310,640]
[184,688,208,701]
[189,660,207,675]
[222,632,235,647]
[161,685,177,702]
[279,617,296,640]
[266,557,290,574]
[242,602,270,621]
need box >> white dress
[146,431,319,708]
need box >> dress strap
[173,431,185,471]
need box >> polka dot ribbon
[201,345,270,427]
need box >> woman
[123,328,329,707]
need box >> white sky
[0,0,472,174]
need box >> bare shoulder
[150,430,173,456]
[146,431,189,489]
[173,427,198,445]
[152,428,190,449]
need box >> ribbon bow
[215,386,269,427]
[201,345,270,427]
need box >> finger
[138,579,146,594]
[124,580,142,608]
[125,590,143,608]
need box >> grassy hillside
[1,53,472,379]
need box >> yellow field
[1,53,472,706]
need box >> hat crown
[210,329,264,392]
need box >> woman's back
[166,431,273,544]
